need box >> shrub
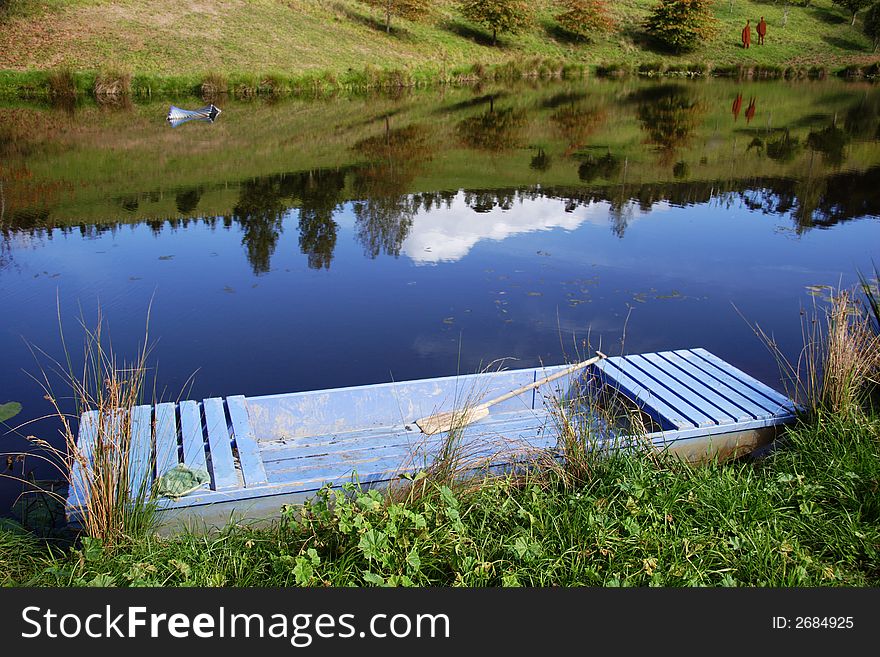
[459,0,533,45]
[94,71,131,103]
[555,0,614,41]
[361,0,432,33]
[643,0,719,54]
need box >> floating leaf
[0,402,22,423]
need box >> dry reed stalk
[2,307,158,549]
[94,71,132,100]
[751,289,880,418]
[201,73,228,101]
[386,358,548,503]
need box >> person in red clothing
[757,16,767,45]
[745,97,756,124]
[742,20,751,49]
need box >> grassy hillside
[0,0,878,90]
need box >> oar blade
[415,406,489,436]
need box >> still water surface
[1,78,879,509]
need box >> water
[2,78,879,513]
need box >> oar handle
[478,352,607,410]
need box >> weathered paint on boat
[65,348,797,533]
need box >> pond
[1,77,879,512]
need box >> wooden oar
[415,352,607,435]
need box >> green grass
[4,409,878,587]
[0,0,877,100]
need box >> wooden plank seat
[65,349,797,531]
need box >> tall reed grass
[754,288,880,418]
[6,309,159,549]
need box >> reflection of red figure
[757,17,767,45]
[745,97,756,124]
[742,20,751,49]
[732,93,743,121]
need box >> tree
[555,0,614,41]
[864,2,880,50]
[459,0,532,45]
[832,0,872,25]
[361,0,432,33]
[643,0,719,53]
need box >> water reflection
[232,177,287,274]
[632,85,705,165]
[455,96,527,152]
[292,169,345,270]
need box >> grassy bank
[0,0,879,100]
[3,410,879,586]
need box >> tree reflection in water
[456,96,527,152]
[351,120,433,258]
[632,85,704,165]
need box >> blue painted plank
[68,410,98,509]
[681,350,795,414]
[260,411,553,464]
[153,402,180,479]
[128,405,154,498]
[178,400,207,471]
[690,349,796,412]
[227,395,268,488]
[655,351,774,420]
[614,356,718,427]
[246,369,543,443]
[203,398,238,490]
[674,350,781,414]
[266,432,558,486]
[595,359,695,430]
[633,354,744,423]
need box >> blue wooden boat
[64,348,797,532]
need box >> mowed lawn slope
[0,0,877,76]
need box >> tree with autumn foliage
[643,0,719,53]
[362,0,432,33]
[459,0,533,45]
[555,0,615,41]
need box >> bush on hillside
[643,0,719,54]
[459,0,533,45]
[361,0,433,33]
[555,0,615,41]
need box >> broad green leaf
[293,557,314,584]
[0,401,22,423]
[362,571,385,586]
[358,528,389,562]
